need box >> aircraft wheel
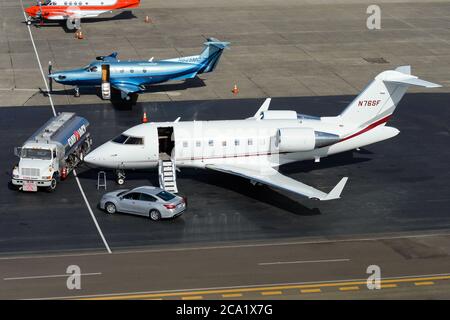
[117,178,125,185]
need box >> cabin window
[234,139,240,146]
[183,141,188,148]
[208,140,214,147]
[248,139,253,146]
[222,141,227,147]
[196,141,201,147]
[130,69,134,73]
[143,69,147,73]
[64,2,67,5]
[120,69,124,73]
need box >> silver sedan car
[99,186,186,221]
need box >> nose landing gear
[115,169,126,185]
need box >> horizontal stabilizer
[385,77,442,88]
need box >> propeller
[48,61,53,93]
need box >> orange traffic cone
[142,111,148,123]
[232,84,239,95]
[75,29,84,40]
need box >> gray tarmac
[1,0,450,106]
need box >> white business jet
[84,66,440,200]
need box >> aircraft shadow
[24,11,137,33]
[280,151,373,175]
[45,77,207,109]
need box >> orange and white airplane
[24,0,140,27]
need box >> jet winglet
[323,177,348,201]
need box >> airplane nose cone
[83,152,97,166]
[84,142,119,168]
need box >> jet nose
[84,142,120,168]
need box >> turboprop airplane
[84,66,440,200]
[48,38,229,102]
[24,0,140,27]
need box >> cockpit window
[89,66,98,72]
[112,134,129,144]
[124,137,144,145]
[112,134,144,145]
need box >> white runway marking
[258,258,350,266]
[74,169,112,254]
[19,2,56,116]
[19,0,112,254]
[4,272,102,281]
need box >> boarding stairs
[158,157,178,193]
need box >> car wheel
[105,202,116,214]
[149,209,161,221]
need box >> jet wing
[206,164,348,201]
[110,81,143,95]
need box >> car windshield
[21,148,52,160]
[117,190,128,197]
[156,191,175,201]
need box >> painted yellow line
[300,288,321,294]
[414,281,434,286]
[222,293,243,298]
[182,296,203,300]
[381,284,398,289]
[80,274,450,300]
[339,286,359,291]
[261,291,282,296]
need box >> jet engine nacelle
[276,128,340,152]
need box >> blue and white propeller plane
[48,38,230,102]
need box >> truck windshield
[21,148,52,160]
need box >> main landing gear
[115,169,126,185]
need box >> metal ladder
[158,158,178,193]
[97,171,107,190]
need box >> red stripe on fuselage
[340,114,392,142]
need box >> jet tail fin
[339,66,441,127]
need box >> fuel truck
[12,112,92,192]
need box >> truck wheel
[46,178,57,192]
[149,209,161,221]
[105,202,116,214]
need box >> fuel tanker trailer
[11,113,92,192]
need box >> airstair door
[157,127,178,193]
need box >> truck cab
[12,143,60,192]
